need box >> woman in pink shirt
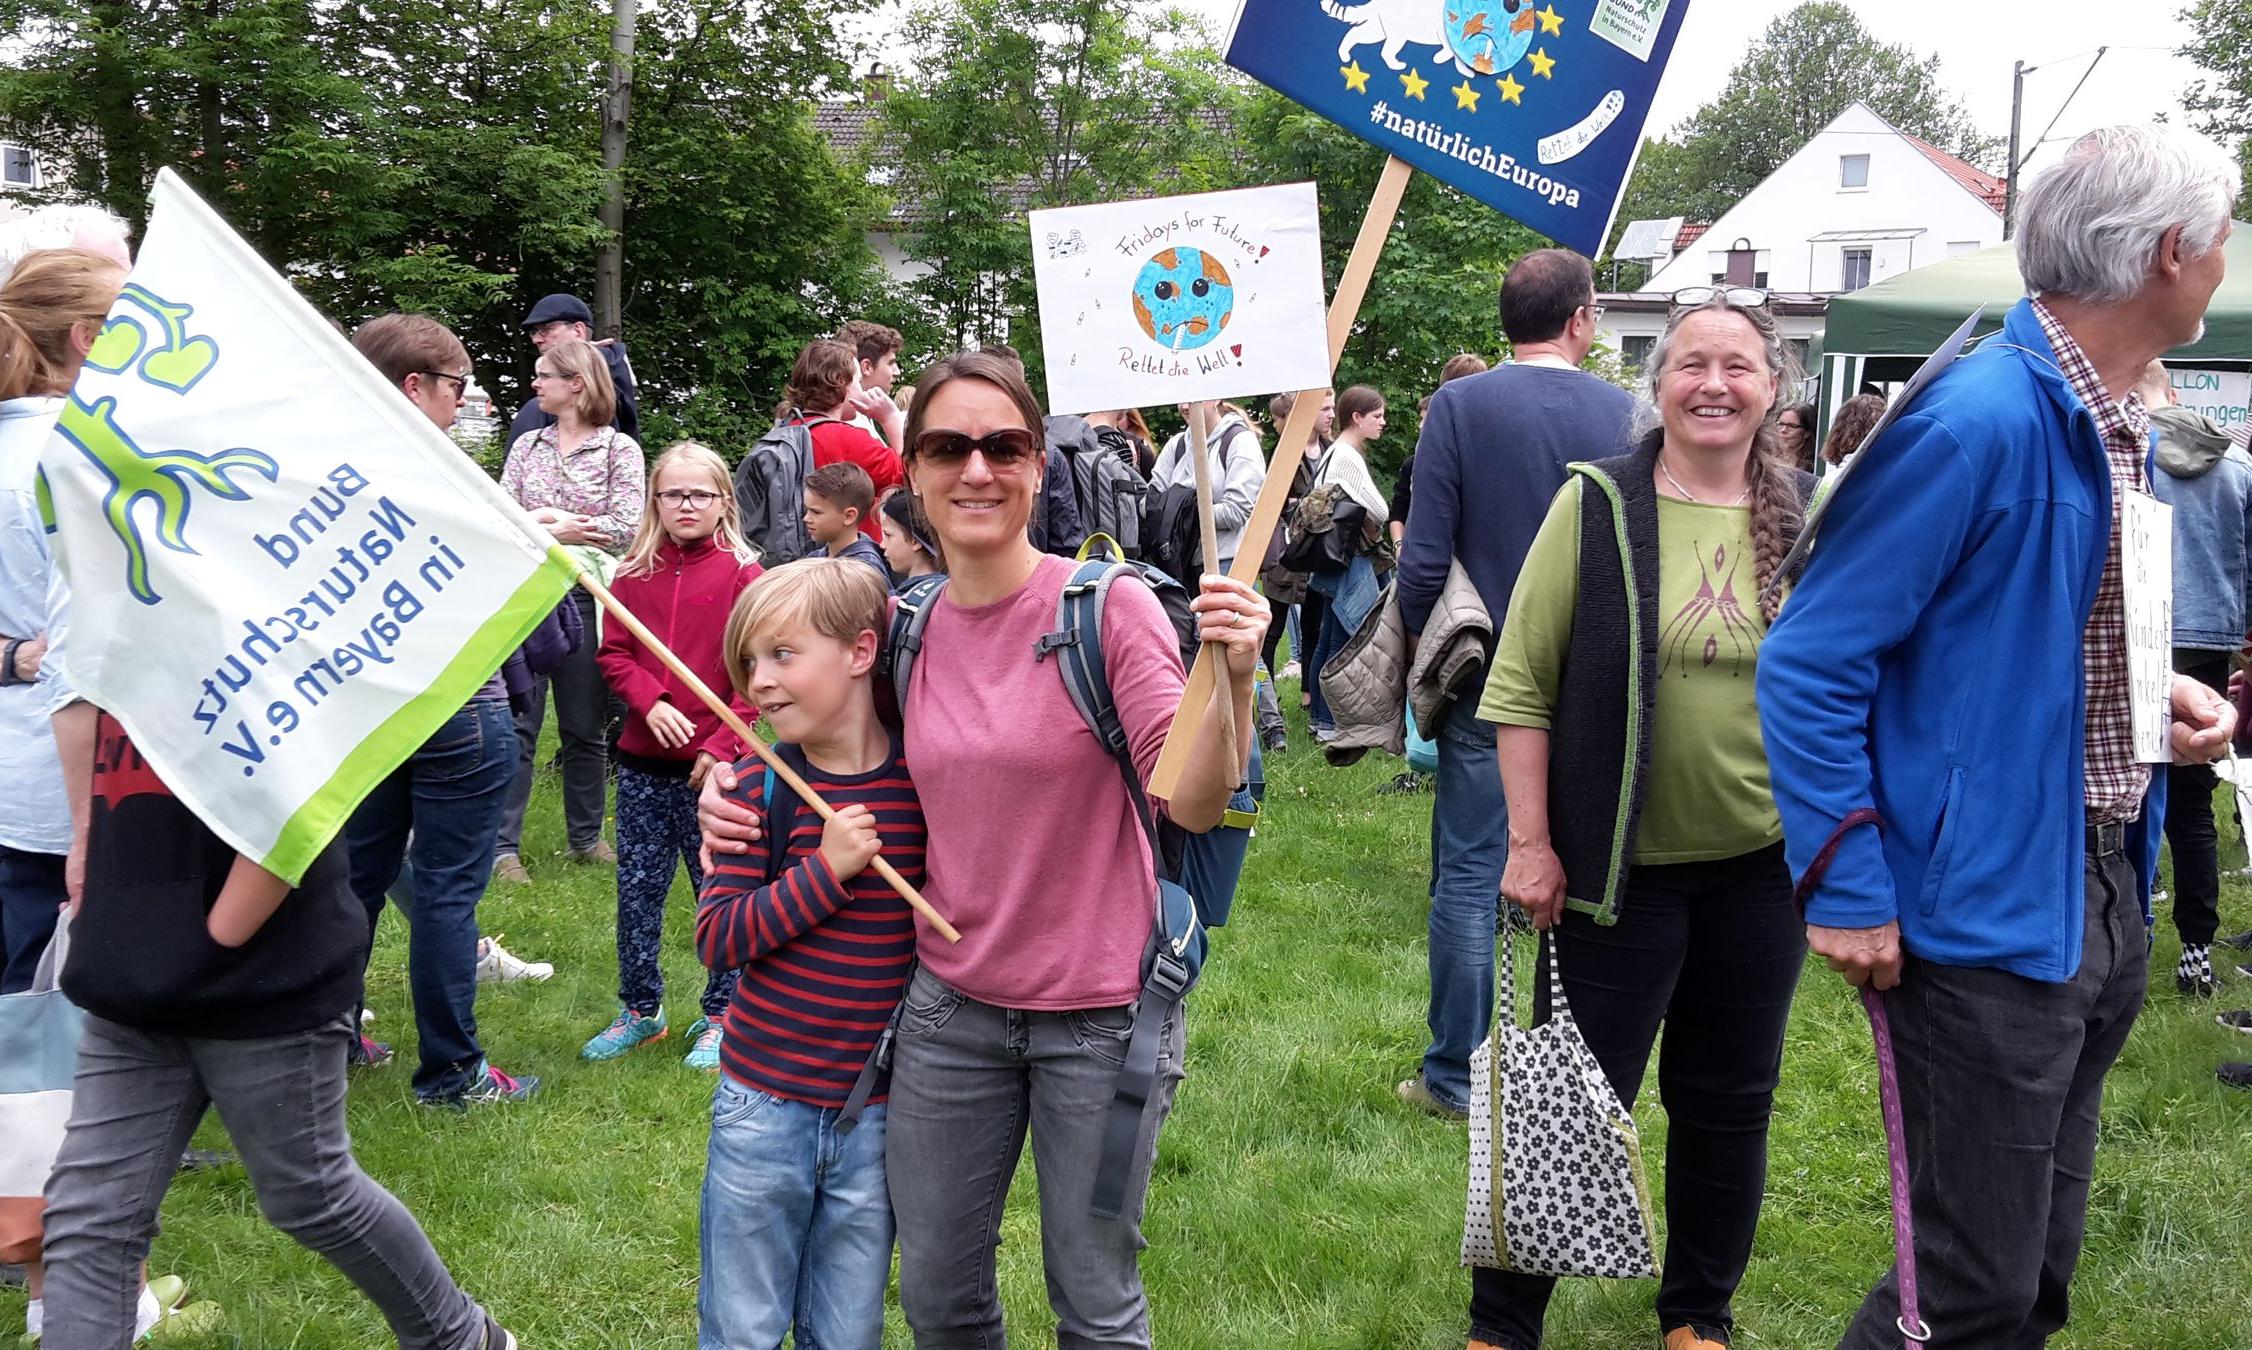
[701,350,1264,1345]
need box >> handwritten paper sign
[1029,183,1330,416]
[2123,491,2174,763]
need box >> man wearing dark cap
[506,292,641,445]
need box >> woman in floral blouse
[493,338,646,881]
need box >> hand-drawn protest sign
[1030,182,1330,415]
[1224,0,1691,253]
[38,169,579,883]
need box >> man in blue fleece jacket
[1759,125,2240,1348]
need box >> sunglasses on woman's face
[912,427,1041,469]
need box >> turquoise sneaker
[684,1018,724,1071]
[581,1007,667,1061]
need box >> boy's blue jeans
[699,1077,892,1350]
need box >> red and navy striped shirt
[694,742,922,1108]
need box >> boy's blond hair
[721,557,890,698]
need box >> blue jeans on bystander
[345,697,515,1099]
[697,1077,891,1350]
[1419,695,1509,1112]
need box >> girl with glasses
[584,442,763,1071]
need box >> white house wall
[1643,103,2002,296]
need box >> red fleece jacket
[597,536,762,765]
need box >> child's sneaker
[421,1060,542,1110]
[684,1017,724,1072]
[581,1007,667,1061]
[143,1301,225,1342]
[475,934,554,984]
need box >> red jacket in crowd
[597,536,763,768]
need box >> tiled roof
[1673,221,1710,253]
[1902,134,2007,213]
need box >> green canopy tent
[1817,221,2252,445]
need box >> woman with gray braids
[1465,290,1814,1350]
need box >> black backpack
[1046,414,1149,557]
[1141,421,1254,584]
[733,415,833,564]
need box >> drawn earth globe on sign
[1131,247,1235,352]
[1445,0,1538,76]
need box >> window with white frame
[1841,247,1873,291]
[1,144,34,187]
[1839,154,1870,190]
[1621,335,1655,372]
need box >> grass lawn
[11,680,2252,1347]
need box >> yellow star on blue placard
[1453,80,1481,111]
[1401,67,1430,100]
[1341,60,1370,93]
[1537,3,1564,35]
[1529,47,1556,78]
[1497,71,1526,105]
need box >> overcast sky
[1181,0,2220,165]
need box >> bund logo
[40,285,279,605]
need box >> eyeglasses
[1671,286,1769,310]
[911,427,1042,469]
[1582,301,1607,324]
[530,369,576,383]
[418,370,470,394]
[656,489,723,508]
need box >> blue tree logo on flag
[38,284,278,606]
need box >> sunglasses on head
[911,427,1041,468]
[1671,286,1770,310]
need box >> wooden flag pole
[1147,154,1414,801]
[572,570,962,944]
[1185,398,1237,756]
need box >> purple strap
[1862,986,1930,1344]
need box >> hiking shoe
[684,1018,724,1072]
[422,1061,542,1110]
[1377,771,1427,796]
[2221,930,2252,953]
[2180,944,2217,998]
[475,934,554,984]
[2222,1062,2252,1091]
[2217,1009,2252,1034]
[492,853,531,885]
[143,1300,224,1343]
[349,1034,393,1068]
[567,839,618,865]
[582,1007,668,1060]
[1396,1073,1469,1121]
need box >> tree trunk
[596,0,637,340]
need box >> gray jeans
[885,967,1185,1349]
[1838,843,2148,1349]
[38,1012,489,1350]
[495,588,610,856]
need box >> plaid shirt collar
[2031,298,2150,455]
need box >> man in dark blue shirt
[1393,249,1635,1118]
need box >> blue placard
[1225,0,1692,254]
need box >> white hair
[2016,125,2241,306]
[0,203,133,285]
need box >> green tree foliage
[0,0,889,452]
[1612,1,1999,240]
[2181,0,2252,157]
[874,0,1241,372]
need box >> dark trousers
[346,699,515,1099]
[495,588,609,856]
[1470,844,1804,1350]
[1838,843,2147,1349]
[2164,650,2230,948]
[0,842,65,994]
[1307,605,1350,731]
[613,766,734,1019]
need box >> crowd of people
[0,118,2246,1350]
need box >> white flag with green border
[37,168,580,884]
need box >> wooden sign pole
[1147,154,1413,801]
[572,569,961,943]
[1185,398,1237,756]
